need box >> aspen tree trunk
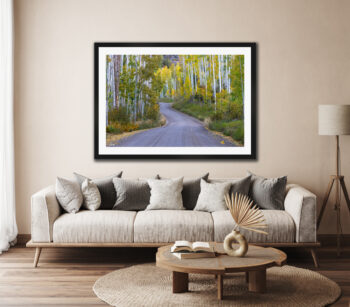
[182,56,185,84]
[173,68,176,96]
[204,57,208,102]
[199,58,203,87]
[106,58,110,126]
[212,55,216,112]
[140,56,144,118]
[191,60,195,95]
[134,55,138,122]
[120,55,124,107]
[138,55,142,117]
[194,62,197,94]
[125,55,130,118]
[113,55,121,109]
[218,55,222,93]
[226,56,230,93]
[239,56,244,117]
[109,59,116,108]
[228,56,231,94]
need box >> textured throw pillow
[209,175,251,197]
[194,179,231,212]
[248,172,287,210]
[74,172,122,209]
[146,177,185,210]
[159,173,209,210]
[113,178,151,211]
[56,177,83,213]
[81,179,101,211]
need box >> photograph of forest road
[106,54,244,147]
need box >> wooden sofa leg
[310,248,319,268]
[34,247,42,268]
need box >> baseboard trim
[318,234,350,247]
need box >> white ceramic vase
[223,230,248,257]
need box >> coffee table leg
[217,274,223,300]
[245,271,249,283]
[248,269,266,293]
[172,271,188,293]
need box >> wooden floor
[0,244,349,306]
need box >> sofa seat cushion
[134,210,214,243]
[53,210,136,243]
[212,210,295,243]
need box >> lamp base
[317,175,350,256]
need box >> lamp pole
[335,135,340,256]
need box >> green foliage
[173,100,214,122]
[137,119,163,130]
[184,76,192,101]
[209,120,244,144]
[106,122,139,134]
[230,55,244,116]
[106,118,164,135]
[108,106,129,124]
[157,97,174,103]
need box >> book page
[192,242,211,251]
[174,241,192,249]
[171,240,193,253]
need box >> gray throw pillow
[81,179,101,211]
[209,175,251,197]
[56,177,83,213]
[74,172,123,209]
[159,173,209,210]
[248,172,287,210]
[113,178,151,211]
[146,177,185,210]
[194,179,231,212]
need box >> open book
[171,241,214,253]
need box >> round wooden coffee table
[156,242,287,300]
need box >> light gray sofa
[27,182,319,267]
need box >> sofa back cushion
[146,177,185,210]
[209,175,251,197]
[159,173,209,210]
[74,172,122,209]
[112,178,151,211]
[248,172,287,210]
[81,179,101,211]
[56,177,83,214]
[194,179,231,212]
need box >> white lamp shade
[318,105,350,135]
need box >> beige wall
[14,0,350,234]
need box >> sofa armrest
[31,185,61,242]
[284,184,317,243]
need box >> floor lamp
[318,105,350,255]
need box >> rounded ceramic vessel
[223,230,248,257]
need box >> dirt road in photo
[114,103,235,147]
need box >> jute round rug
[93,263,341,307]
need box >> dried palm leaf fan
[223,193,268,257]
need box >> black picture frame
[94,42,256,160]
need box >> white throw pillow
[194,179,231,212]
[56,177,83,213]
[146,177,184,210]
[81,179,101,211]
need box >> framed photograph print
[94,42,256,159]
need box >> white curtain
[0,0,18,254]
